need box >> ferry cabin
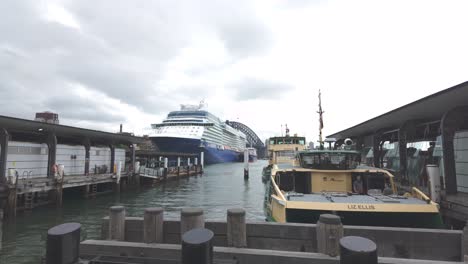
[267,136,306,165]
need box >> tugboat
[262,125,307,183]
[263,92,443,228]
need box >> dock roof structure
[0,114,144,145]
[328,81,468,140]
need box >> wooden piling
[46,222,81,264]
[339,236,377,264]
[316,214,343,257]
[181,208,204,237]
[109,206,125,241]
[181,228,213,264]
[143,207,164,243]
[227,208,247,247]
[7,186,17,218]
[0,209,3,250]
[200,152,204,172]
[463,220,468,261]
[243,149,249,179]
[177,157,181,177]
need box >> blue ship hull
[150,137,242,165]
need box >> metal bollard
[181,228,213,264]
[109,206,125,241]
[181,208,204,238]
[46,223,81,264]
[316,214,343,257]
[144,207,164,243]
[340,236,377,264]
[227,208,247,247]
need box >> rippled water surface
[0,160,268,263]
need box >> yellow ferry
[263,143,443,228]
[262,127,307,182]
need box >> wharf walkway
[42,206,468,264]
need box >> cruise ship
[150,102,247,164]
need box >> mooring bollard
[316,214,343,257]
[227,208,247,247]
[243,149,249,179]
[340,236,377,264]
[46,222,81,264]
[181,208,204,238]
[181,228,213,264]
[144,207,164,243]
[109,206,125,241]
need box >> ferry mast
[317,90,324,149]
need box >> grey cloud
[231,78,294,101]
[217,21,272,58]
[44,94,127,123]
[0,0,273,131]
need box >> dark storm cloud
[231,78,293,101]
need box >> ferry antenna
[317,90,324,149]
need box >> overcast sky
[1,0,467,144]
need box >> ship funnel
[344,138,353,146]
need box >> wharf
[0,113,206,219]
[42,206,468,264]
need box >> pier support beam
[83,139,91,175]
[110,145,115,174]
[227,208,247,248]
[47,133,57,178]
[143,207,164,243]
[441,106,468,195]
[181,208,204,238]
[0,128,8,182]
[7,186,17,218]
[372,132,383,168]
[109,206,126,241]
[399,121,416,184]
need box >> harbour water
[0,160,268,263]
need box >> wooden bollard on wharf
[181,228,214,264]
[143,207,164,243]
[45,223,81,264]
[316,214,343,257]
[227,208,247,247]
[181,208,204,238]
[339,236,377,264]
[109,206,125,241]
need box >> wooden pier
[0,114,204,220]
[42,206,467,264]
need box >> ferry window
[270,139,276,144]
[277,139,283,144]
[299,139,305,145]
